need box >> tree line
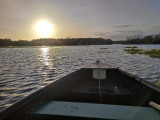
[0,38,113,46]
[114,34,160,44]
[1,34,160,46]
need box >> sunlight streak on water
[41,47,50,66]
[39,47,54,87]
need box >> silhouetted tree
[114,34,160,44]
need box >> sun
[35,21,52,38]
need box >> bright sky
[0,0,160,40]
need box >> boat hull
[0,68,160,120]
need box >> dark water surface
[0,45,160,111]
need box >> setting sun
[35,21,52,38]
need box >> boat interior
[1,68,160,120]
[44,68,160,106]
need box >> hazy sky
[0,0,160,40]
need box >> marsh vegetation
[100,48,108,49]
[124,46,160,58]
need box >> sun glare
[35,21,52,38]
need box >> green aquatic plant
[124,48,143,54]
[124,48,160,58]
[143,49,160,58]
[100,48,108,49]
[125,46,137,48]
[98,47,109,53]
[98,51,105,53]
[98,51,110,53]
[156,81,160,87]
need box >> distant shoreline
[0,44,160,48]
[0,34,160,46]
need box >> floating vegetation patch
[124,46,137,48]
[124,48,143,54]
[124,48,160,58]
[98,51,110,53]
[156,81,160,87]
[98,47,109,53]
[98,51,105,53]
[100,48,108,49]
[143,49,160,58]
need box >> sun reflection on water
[40,47,52,86]
[41,47,50,66]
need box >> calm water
[0,45,160,110]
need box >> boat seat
[28,101,160,120]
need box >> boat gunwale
[118,69,160,93]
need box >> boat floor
[72,82,131,95]
[67,82,133,105]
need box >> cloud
[113,25,132,28]
[108,30,144,40]
[92,32,110,37]
[94,32,106,36]
[116,30,143,34]
[147,26,160,35]
[107,34,128,40]
[150,26,160,30]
